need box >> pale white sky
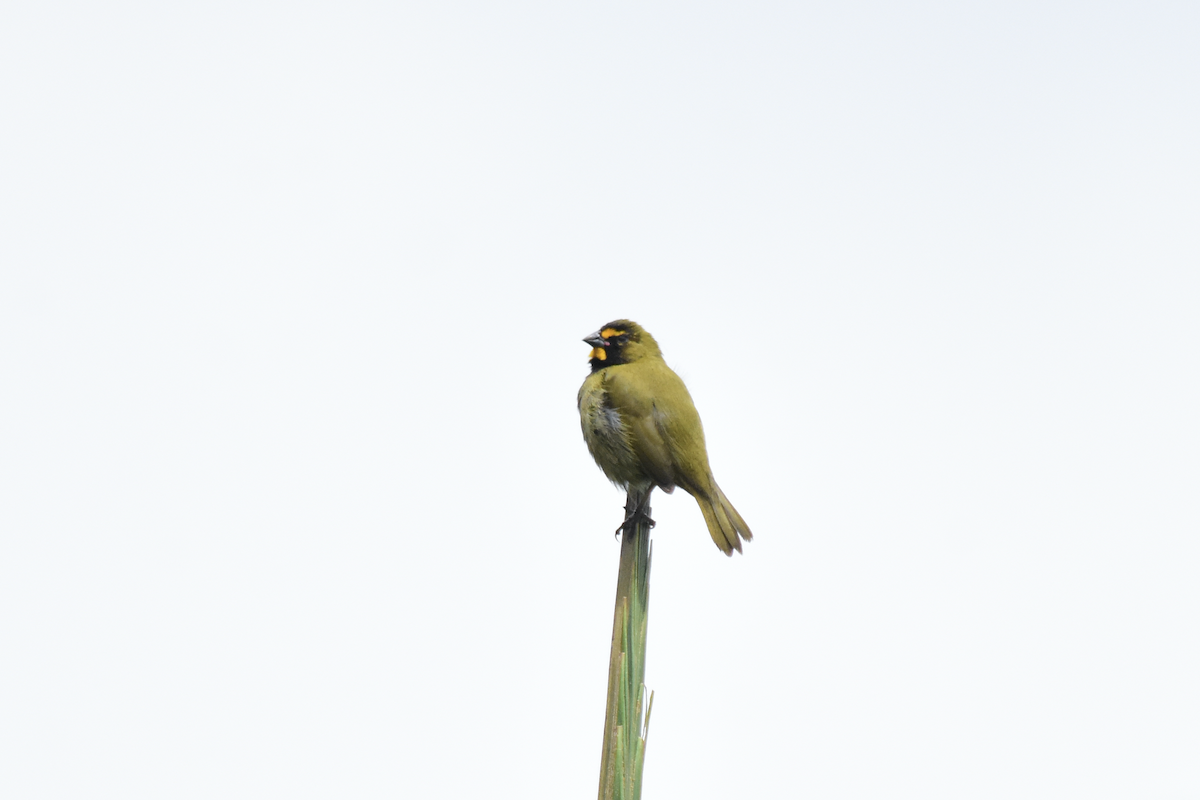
[2,3,1197,798]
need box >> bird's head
[583,320,661,371]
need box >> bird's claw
[614,509,656,538]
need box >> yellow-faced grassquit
[577,320,753,556]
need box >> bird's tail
[695,483,753,556]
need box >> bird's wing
[605,363,677,490]
[642,361,715,498]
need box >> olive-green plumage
[577,320,753,556]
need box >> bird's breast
[578,375,645,490]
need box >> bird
[577,320,753,556]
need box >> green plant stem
[598,490,654,800]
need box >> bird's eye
[617,334,629,344]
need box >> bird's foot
[614,507,656,538]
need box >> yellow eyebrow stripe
[600,328,625,339]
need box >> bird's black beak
[583,331,607,348]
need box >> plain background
[2,2,1197,798]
